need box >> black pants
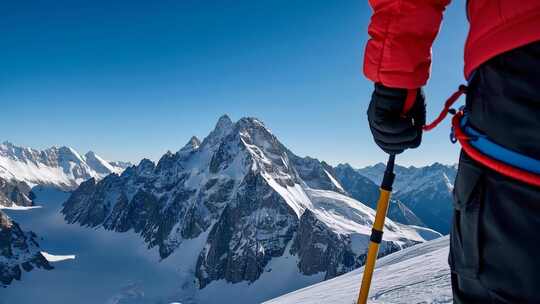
[450,41,540,303]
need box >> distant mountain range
[333,164,425,228]
[0,141,131,192]
[357,162,457,234]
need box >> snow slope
[0,142,129,191]
[0,205,42,211]
[265,236,451,304]
[305,189,440,244]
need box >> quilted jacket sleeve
[364,0,451,89]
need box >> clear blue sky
[0,0,468,167]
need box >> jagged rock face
[0,211,51,286]
[63,117,255,259]
[0,177,34,207]
[63,162,214,258]
[291,210,356,279]
[196,171,298,288]
[290,208,413,280]
[334,164,424,227]
[357,162,457,234]
[62,115,433,289]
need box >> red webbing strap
[423,85,467,131]
[452,112,540,188]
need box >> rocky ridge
[0,211,51,287]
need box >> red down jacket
[364,0,540,89]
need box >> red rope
[452,112,540,187]
[423,85,540,187]
[423,85,467,131]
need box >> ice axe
[356,154,396,304]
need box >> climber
[363,1,540,303]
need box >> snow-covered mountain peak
[84,150,97,158]
[0,142,130,191]
[236,116,267,130]
[201,114,235,148]
[55,145,84,161]
[134,158,155,174]
[236,118,288,167]
[216,114,233,127]
[84,150,121,175]
[358,162,456,194]
[180,136,201,152]
[62,115,441,296]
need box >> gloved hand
[367,83,426,155]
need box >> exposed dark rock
[0,211,51,287]
[0,177,33,207]
[196,171,298,288]
[291,209,357,279]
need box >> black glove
[367,83,426,155]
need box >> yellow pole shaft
[357,188,392,304]
[372,189,391,231]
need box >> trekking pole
[356,154,396,304]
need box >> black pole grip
[381,154,396,191]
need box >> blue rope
[460,115,540,175]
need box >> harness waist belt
[460,115,540,175]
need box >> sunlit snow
[265,236,452,304]
[0,205,42,210]
[40,252,76,263]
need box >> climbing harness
[356,154,395,304]
[424,85,540,188]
